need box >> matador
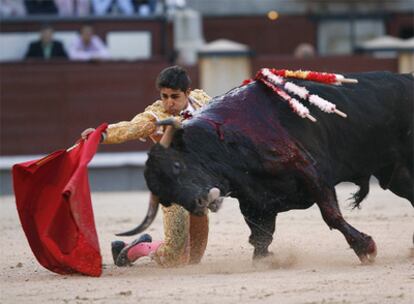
[83,66,211,267]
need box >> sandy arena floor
[0,183,413,304]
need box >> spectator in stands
[0,0,26,17]
[54,0,90,16]
[25,25,68,60]
[68,24,110,61]
[159,0,186,19]
[166,0,185,8]
[24,0,58,15]
[132,0,158,16]
[91,0,134,15]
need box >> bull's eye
[172,162,181,175]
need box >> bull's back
[278,71,413,183]
[199,71,413,184]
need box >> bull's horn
[115,193,160,236]
[159,126,175,148]
[156,118,182,129]
[157,118,182,148]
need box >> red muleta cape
[12,124,107,277]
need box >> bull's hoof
[356,237,377,265]
[252,252,274,269]
[358,251,376,265]
[253,248,273,259]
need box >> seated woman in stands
[68,24,110,61]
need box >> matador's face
[160,87,190,116]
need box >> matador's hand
[81,128,95,140]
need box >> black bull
[142,71,413,263]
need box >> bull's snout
[195,197,207,209]
[193,198,209,216]
[207,188,220,201]
[207,197,224,212]
[192,187,223,215]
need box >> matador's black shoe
[111,240,127,265]
[112,234,152,267]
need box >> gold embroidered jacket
[103,89,211,144]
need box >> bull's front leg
[240,204,276,260]
[316,187,377,264]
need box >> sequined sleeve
[189,89,211,108]
[103,90,211,144]
[103,100,170,144]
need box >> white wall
[106,31,151,60]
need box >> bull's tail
[350,177,370,209]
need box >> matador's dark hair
[156,65,191,92]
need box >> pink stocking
[127,241,163,262]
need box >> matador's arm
[102,100,170,144]
[102,90,210,144]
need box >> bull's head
[145,143,224,215]
[116,119,226,236]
